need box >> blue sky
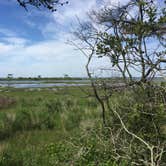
[0,0,164,78]
[0,0,94,77]
[0,0,132,78]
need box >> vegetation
[71,0,166,165]
[74,0,166,83]
[0,84,165,166]
[0,77,88,81]
[0,0,165,165]
[17,0,69,11]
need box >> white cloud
[0,0,132,77]
[40,0,98,37]
[0,28,17,37]
[0,37,88,77]
[0,43,15,55]
[53,0,97,24]
[0,35,114,77]
[103,0,130,7]
[2,37,29,45]
[41,0,131,37]
[0,28,29,55]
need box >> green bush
[12,108,60,131]
[107,85,166,165]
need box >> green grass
[0,85,165,165]
[0,87,114,166]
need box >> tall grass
[0,86,165,165]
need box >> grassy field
[0,84,165,166]
[0,86,110,166]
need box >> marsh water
[0,80,90,88]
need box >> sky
[0,0,164,78]
[0,0,132,78]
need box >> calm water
[0,80,89,88]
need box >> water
[0,80,89,88]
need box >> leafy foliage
[17,0,69,11]
[89,0,166,83]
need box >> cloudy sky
[0,0,163,78]
[0,0,130,78]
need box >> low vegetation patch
[0,97,16,109]
[0,85,165,165]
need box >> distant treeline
[0,77,89,81]
[0,77,164,81]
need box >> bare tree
[71,21,108,125]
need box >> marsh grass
[0,86,165,165]
[0,87,103,164]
